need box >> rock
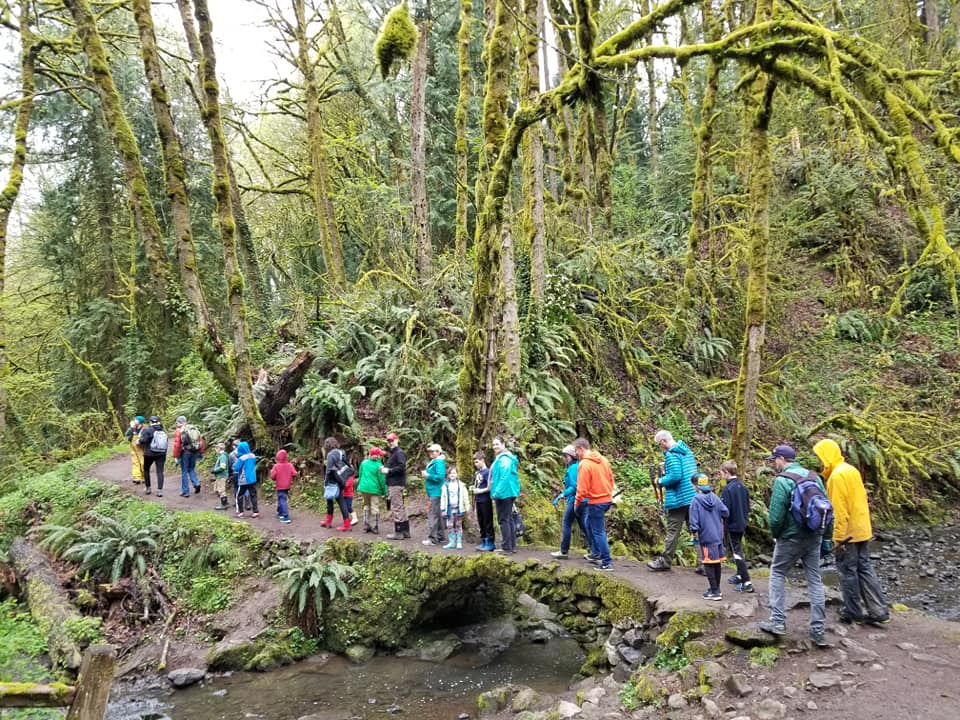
[604,641,621,667]
[782,685,798,698]
[556,700,582,718]
[726,599,758,619]
[345,645,376,664]
[839,638,878,663]
[167,668,205,688]
[583,687,606,705]
[458,714,469,720]
[577,598,601,614]
[385,704,402,714]
[612,663,633,683]
[478,686,514,718]
[211,689,227,697]
[518,593,556,620]
[529,629,552,644]
[725,674,753,697]
[667,693,687,710]
[511,687,543,712]
[807,672,841,689]
[910,652,950,666]
[457,619,518,654]
[699,661,725,688]
[398,636,461,663]
[725,625,779,648]
[623,628,646,648]
[701,697,720,718]
[618,645,645,666]
[869,663,884,671]
[754,698,786,720]
[807,701,818,711]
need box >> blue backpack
[780,470,833,533]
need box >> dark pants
[326,496,349,519]
[705,563,722,592]
[476,498,494,542]
[729,531,751,582]
[427,496,446,543]
[344,496,354,515]
[836,539,889,621]
[143,454,165,490]
[560,500,589,554]
[495,497,516,551]
[180,450,200,495]
[587,502,612,564]
[236,483,258,514]
[277,490,289,519]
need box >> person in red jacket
[574,437,615,571]
[269,449,298,524]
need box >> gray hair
[654,429,674,445]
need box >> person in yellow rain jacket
[813,438,890,626]
[124,416,145,483]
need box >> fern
[269,548,354,633]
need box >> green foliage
[186,575,233,613]
[62,616,104,647]
[0,599,49,681]
[830,310,897,343]
[374,2,418,78]
[653,629,690,671]
[748,645,780,668]
[691,328,733,375]
[270,548,354,632]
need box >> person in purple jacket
[719,460,753,593]
[688,472,729,601]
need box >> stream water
[106,637,586,720]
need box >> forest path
[86,454,960,720]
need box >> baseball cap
[386,432,398,442]
[149,416,160,423]
[176,415,187,426]
[562,444,576,457]
[694,472,712,490]
[765,444,797,461]
[369,447,385,457]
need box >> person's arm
[385,449,407,478]
[688,501,701,535]
[658,452,682,488]
[270,465,278,481]
[720,499,730,520]
[767,476,789,538]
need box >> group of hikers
[125,419,890,645]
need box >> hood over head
[582,450,606,465]
[667,439,693,457]
[276,449,288,462]
[813,439,844,478]
[236,441,252,456]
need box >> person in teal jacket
[421,444,447,546]
[490,436,521,553]
[648,430,699,571]
[551,445,588,558]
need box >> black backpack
[779,470,834,533]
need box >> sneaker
[646,557,671,571]
[144,488,152,495]
[156,491,163,498]
[193,485,201,494]
[838,611,865,625]
[810,631,829,648]
[250,513,259,518]
[550,551,569,559]
[728,574,742,585]
[493,548,508,554]
[866,616,891,626]
[735,582,755,593]
[583,553,600,561]
[758,620,786,636]
[422,539,437,546]
[279,517,292,524]
[235,512,245,518]
[179,493,190,497]
[703,590,722,601]
[598,563,614,571]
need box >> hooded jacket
[424,455,447,498]
[356,457,387,496]
[490,450,520,500]
[270,449,298,491]
[138,421,167,458]
[814,439,872,543]
[324,448,347,487]
[233,441,257,485]
[384,445,407,487]
[575,451,614,505]
[559,460,581,501]
[660,440,698,510]
[768,460,828,540]
[688,488,729,562]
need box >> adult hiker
[421,443,447,546]
[573,437,615,571]
[647,430,698,571]
[720,460,754,593]
[125,416,145,484]
[356,446,388,534]
[381,432,411,539]
[138,416,168,497]
[233,440,259,518]
[759,444,829,647]
[490,436,520,554]
[813,438,890,626]
[320,437,351,531]
[173,415,206,497]
[551,444,587,559]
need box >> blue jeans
[276,490,290,519]
[586,502,612,565]
[768,534,825,634]
[560,500,588,554]
[180,451,199,495]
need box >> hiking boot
[838,611,865,625]
[728,574,742,585]
[145,488,152,495]
[156,491,163,498]
[735,582,755,593]
[646,557,671,572]
[703,590,722,601]
[758,620,786,636]
[193,484,201,494]
[810,631,829,648]
[866,616,891,627]
[550,551,568,559]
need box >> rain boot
[456,532,463,550]
[401,521,411,538]
[215,496,228,510]
[386,523,403,540]
[371,513,380,534]
[443,532,457,550]
[363,508,371,533]
[320,514,334,528]
[337,517,352,532]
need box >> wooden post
[65,645,116,720]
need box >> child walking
[270,449,298,524]
[441,467,470,550]
[233,441,259,518]
[688,472,729,601]
[472,451,494,551]
[719,460,753,593]
[211,442,230,510]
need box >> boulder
[725,673,753,697]
[345,645,375,664]
[807,672,841,689]
[618,645,645,666]
[511,687,544,712]
[667,693,687,710]
[754,698,786,720]
[698,661,725,688]
[167,668,205,688]
[582,687,606,705]
[726,599,758,619]
[725,625,779,648]
[556,700,582,718]
[529,629,552,644]
[577,598,601,614]
[457,619,518,654]
[517,593,556,620]
[478,685,515,718]
[701,697,720,718]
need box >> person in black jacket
[719,460,753,593]
[381,432,410,539]
[138,416,167,497]
[321,437,351,529]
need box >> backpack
[329,449,354,486]
[150,429,169,453]
[181,424,203,453]
[780,470,833,533]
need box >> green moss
[374,2,418,78]
[683,638,728,660]
[656,609,718,649]
[577,646,608,676]
[748,646,780,668]
[207,627,315,672]
[596,576,648,623]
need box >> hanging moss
[374,2,418,79]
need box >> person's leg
[730,531,751,583]
[836,540,866,621]
[278,490,289,519]
[480,499,495,545]
[433,496,446,543]
[800,536,826,636]
[496,497,516,551]
[184,452,199,490]
[390,486,407,522]
[235,483,244,514]
[767,537,803,628]
[854,540,889,621]
[156,456,165,492]
[337,495,349,521]
[588,503,612,565]
[662,507,687,564]
[142,456,153,491]
[180,453,190,496]
[559,501,576,554]
[248,485,259,514]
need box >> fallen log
[10,537,84,670]
[257,349,315,426]
[0,682,75,708]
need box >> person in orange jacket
[574,437,615,571]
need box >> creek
[106,637,585,720]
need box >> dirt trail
[87,455,960,720]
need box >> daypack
[328,449,354,486]
[181,424,204,453]
[150,429,169,453]
[780,470,833,533]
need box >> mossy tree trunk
[131,0,237,398]
[411,8,432,279]
[454,0,472,260]
[191,0,269,448]
[0,0,36,444]
[62,0,170,305]
[522,0,547,315]
[640,0,658,194]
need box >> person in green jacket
[421,443,447,546]
[356,446,388,533]
[759,444,829,647]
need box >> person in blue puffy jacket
[550,445,589,559]
[647,429,699,571]
[490,436,521,554]
[233,440,259,518]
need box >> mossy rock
[596,576,649,623]
[684,638,729,660]
[207,628,310,672]
[578,646,608,676]
[627,667,662,706]
[656,609,719,650]
[478,684,515,716]
[748,645,780,668]
[724,624,779,648]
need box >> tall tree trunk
[62,0,170,304]
[411,13,431,279]
[291,0,347,291]
[640,0,658,192]
[921,0,941,65]
[88,113,117,297]
[131,0,237,397]
[731,0,775,473]
[522,0,547,314]
[0,1,36,444]
[500,207,521,381]
[454,0,472,260]
[191,0,268,447]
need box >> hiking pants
[276,490,290,520]
[388,486,407,523]
[729,531,751,583]
[495,497,516,552]
[662,505,691,564]
[427,496,446,544]
[236,483,259,514]
[475,497,494,544]
[560,498,588,555]
[836,539,889,622]
[586,502,612,565]
[180,450,200,495]
[143,454,165,491]
[768,534,825,634]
